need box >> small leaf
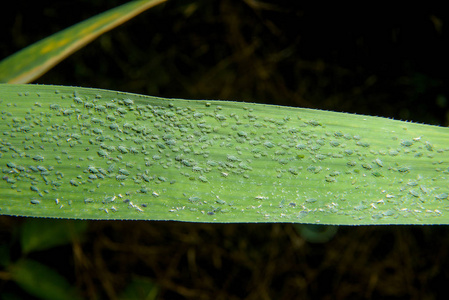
[119,277,158,300]
[0,0,166,84]
[9,259,81,300]
[294,225,338,243]
[20,218,88,254]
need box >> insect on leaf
[0,84,448,225]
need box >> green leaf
[0,84,448,224]
[0,0,166,84]
[119,277,158,300]
[20,218,88,254]
[0,244,11,267]
[9,259,81,300]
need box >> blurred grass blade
[0,84,448,224]
[0,0,166,84]
[21,218,88,254]
[9,259,81,300]
[119,276,158,300]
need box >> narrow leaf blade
[0,84,448,224]
[20,218,88,254]
[0,0,166,84]
[9,259,81,300]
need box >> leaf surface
[0,84,448,224]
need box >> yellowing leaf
[0,0,166,84]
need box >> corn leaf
[0,0,166,84]
[9,259,81,300]
[0,84,448,224]
[20,218,88,254]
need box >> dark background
[1,1,449,299]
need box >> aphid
[334,131,344,137]
[95,105,106,112]
[92,128,103,135]
[214,114,226,121]
[117,146,128,154]
[87,166,98,173]
[49,104,60,110]
[435,193,448,200]
[33,155,44,162]
[361,163,372,170]
[308,120,321,126]
[109,123,120,131]
[97,150,108,157]
[401,140,413,147]
[106,115,116,121]
[227,155,239,162]
[264,141,275,148]
[409,189,420,197]
[36,166,47,173]
[123,98,134,106]
[389,150,399,156]
[329,140,340,147]
[118,169,130,175]
[374,158,383,167]
[30,199,40,205]
[189,196,200,203]
[6,162,16,168]
[103,196,116,204]
[63,109,74,115]
[192,166,203,172]
[397,166,410,173]
[106,103,117,109]
[237,131,248,138]
[116,175,127,181]
[117,108,127,114]
[325,176,336,183]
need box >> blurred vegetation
[1,1,449,299]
